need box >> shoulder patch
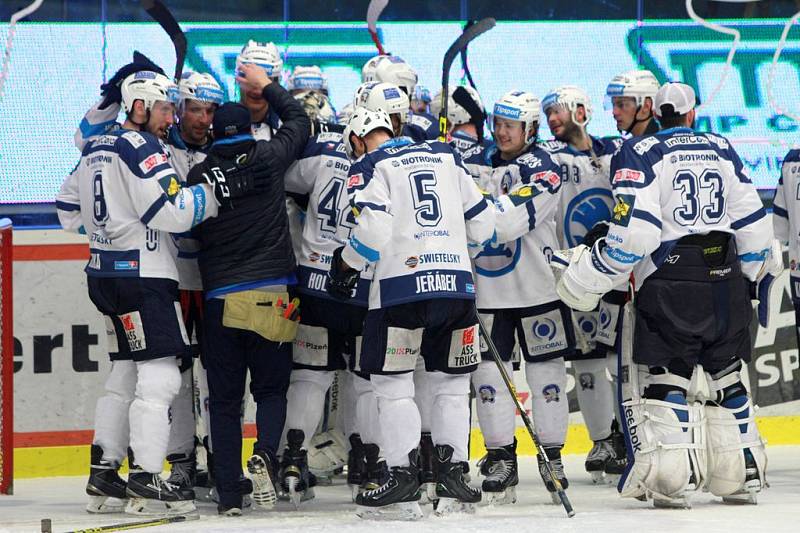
[540,140,568,153]
[633,136,659,155]
[158,175,182,202]
[507,184,539,206]
[516,152,543,169]
[139,152,170,175]
[611,194,635,227]
[121,131,147,149]
[612,168,645,185]
[410,114,433,130]
[316,131,343,143]
[348,172,364,189]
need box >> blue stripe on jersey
[354,201,387,213]
[55,200,80,212]
[525,200,537,231]
[116,130,173,179]
[632,209,662,229]
[731,207,766,230]
[464,199,488,221]
[191,186,207,227]
[85,248,141,278]
[79,117,117,138]
[739,249,768,262]
[773,205,789,219]
[205,273,298,300]
[349,236,380,262]
[378,269,475,307]
[295,265,370,307]
[141,195,167,225]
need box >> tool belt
[222,290,300,342]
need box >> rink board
[8,231,800,478]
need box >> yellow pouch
[222,290,299,342]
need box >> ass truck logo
[182,25,384,100]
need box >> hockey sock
[429,372,471,463]
[472,360,516,448]
[94,360,137,464]
[167,367,196,457]
[525,357,569,447]
[353,373,382,446]
[372,373,420,468]
[413,357,433,432]
[129,357,182,473]
[281,369,334,450]
[573,358,614,441]
[337,370,359,441]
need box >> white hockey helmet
[294,90,337,124]
[374,56,418,96]
[361,54,388,82]
[121,71,178,114]
[542,85,593,127]
[605,69,659,108]
[354,81,409,124]
[493,90,540,146]
[236,40,283,79]
[430,85,484,127]
[337,102,355,125]
[343,106,393,159]
[288,65,328,93]
[178,72,224,108]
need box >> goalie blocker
[618,232,767,508]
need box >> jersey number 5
[409,171,442,227]
[673,169,724,226]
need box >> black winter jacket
[187,83,311,294]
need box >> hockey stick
[141,0,187,82]
[459,20,478,90]
[476,314,576,517]
[55,514,198,533]
[0,0,44,104]
[366,0,389,55]
[438,17,495,141]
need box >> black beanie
[212,102,251,139]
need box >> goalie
[553,82,781,508]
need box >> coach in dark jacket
[187,64,310,514]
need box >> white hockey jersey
[598,127,772,288]
[449,130,494,185]
[284,130,373,306]
[772,149,800,280]
[56,128,217,281]
[541,136,623,248]
[472,145,564,309]
[342,138,495,309]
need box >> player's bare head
[542,86,591,144]
[343,106,394,159]
[605,70,659,135]
[120,71,177,139]
[654,82,697,130]
[177,72,224,145]
[492,91,539,159]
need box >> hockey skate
[166,452,197,493]
[418,432,437,504]
[347,434,367,501]
[125,452,196,517]
[481,440,518,505]
[585,436,615,484]
[362,443,390,493]
[356,452,422,521]
[279,429,316,509]
[207,476,253,509]
[603,421,627,485]
[537,446,569,505]
[433,445,481,516]
[85,445,128,514]
[247,449,278,509]
[721,450,763,505]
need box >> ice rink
[1,445,798,533]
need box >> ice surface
[1,446,798,533]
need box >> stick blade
[366,0,389,33]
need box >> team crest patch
[159,175,182,201]
[542,384,561,403]
[612,194,635,227]
[478,385,497,404]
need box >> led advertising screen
[0,20,797,204]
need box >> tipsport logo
[182,25,384,99]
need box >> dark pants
[202,297,292,507]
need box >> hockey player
[773,149,800,346]
[280,96,382,506]
[287,65,328,96]
[541,85,623,483]
[555,82,779,508]
[55,70,259,516]
[353,80,422,142]
[185,63,310,515]
[328,106,493,519]
[471,90,574,505]
[236,40,284,140]
[605,69,660,137]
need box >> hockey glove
[750,239,785,328]
[582,221,610,248]
[100,51,165,109]
[554,244,613,312]
[327,246,359,301]
[188,161,258,209]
